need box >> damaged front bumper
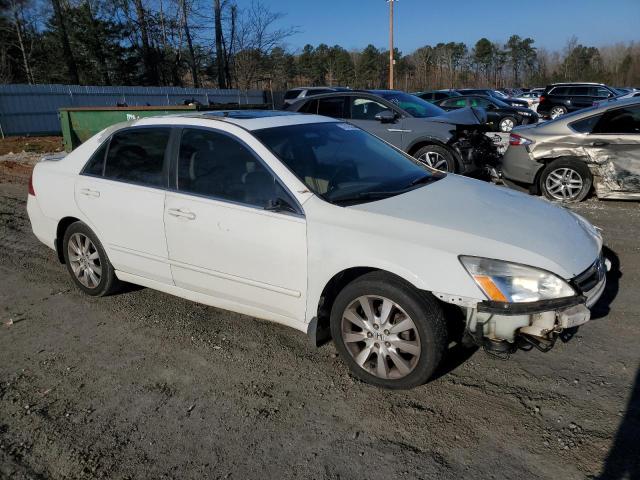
[436,256,608,354]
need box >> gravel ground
[0,156,638,480]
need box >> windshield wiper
[408,173,437,186]
[331,191,398,205]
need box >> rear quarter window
[550,87,569,96]
[569,114,603,133]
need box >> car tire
[413,145,456,173]
[499,116,517,132]
[540,158,592,203]
[330,271,447,389]
[62,221,122,296]
[549,106,567,119]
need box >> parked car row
[284,89,500,174]
[283,83,640,203]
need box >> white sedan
[27,111,606,389]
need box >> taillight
[509,133,534,146]
[28,172,36,196]
[539,95,546,103]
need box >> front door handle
[167,208,196,220]
[79,188,100,198]
[592,141,609,147]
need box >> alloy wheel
[68,233,102,288]
[500,118,515,132]
[418,151,449,171]
[340,295,421,380]
[550,107,565,119]
[545,167,584,201]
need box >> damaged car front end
[501,97,640,201]
[436,253,608,354]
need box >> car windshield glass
[374,92,445,118]
[493,90,509,98]
[253,122,442,206]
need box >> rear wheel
[413,145,456,173]
[549,106,567,119]
[330,272,447,389]
[540,159,592,203]
[63,222,121,296]
[499,116,516,132]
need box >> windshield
[253,122,442,205]
[493,90,509,99]
[374,92,445,118]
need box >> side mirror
[265,197,297,214]
[374,110,397,123]
[485,103,495,110]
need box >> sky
[234,0,640,53]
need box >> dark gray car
[501,97,640,202]
[285,90,499,174]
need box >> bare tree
[177,0,198,86]
[232,1,297,90]
[51,0,80,83]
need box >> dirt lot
[0,156,638,480]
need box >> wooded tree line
[1,0,639,91]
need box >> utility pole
[388,0,396,89]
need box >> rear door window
[441,98,467,108]
[299,99,319,114]
[103,128,171,187]
[568,86,590,96]
[284,89,302,100]
[317,96,348,118]
[593,106,640,134]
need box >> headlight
[520,111,532,116]
[459,256,576,303]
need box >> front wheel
[330,272,447,389]
[540,159,592,203]
[413,145,456,173]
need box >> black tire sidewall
[540,158,593,203]
[330,272,446,389]
[62,222,117,296]
[413,145,457,173]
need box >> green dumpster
[59,104,270,151]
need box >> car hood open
[349,175,601,279]
[427,107,487,126]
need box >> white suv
[27,111,606,389]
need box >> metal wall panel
[0,84,266,136]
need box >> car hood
[349,175,601,279]
[427,107,487,126]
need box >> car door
[75,127,173,283]
[163,127,307,322]
[347,96,406,148]
[468,97,502,128]
[586,104,640,193]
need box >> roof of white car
[135,110,337,131]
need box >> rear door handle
[167,208,196,220]
[592,141,609,147]
[79,188,100,198]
